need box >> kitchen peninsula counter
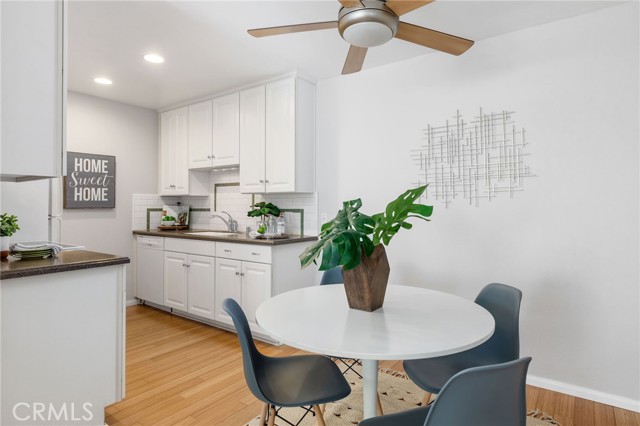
[1,250,126,425]
[0,250,130,280]
[133,229,317,245]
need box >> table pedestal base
[362,359,379,419]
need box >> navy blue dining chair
[222,298,351,426]
[403,283,522,405]
[360,357,532,426]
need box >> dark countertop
[1,250,130,280]
[133,229,318,246]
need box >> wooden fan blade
[385,0,435,16]
[339,0,363,8]
[395,22,474,55]
[248,21,337,37]
[342,45,368,75]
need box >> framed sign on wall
[64,151,116,209]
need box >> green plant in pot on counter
[1,213,20,259]
[247,202,280,234]
[299,185,433,311]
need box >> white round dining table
[255,284,495,420]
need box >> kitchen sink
[185,231,239,237]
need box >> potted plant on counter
[247,202,281,234]
[1,213,20,259]
[299,185,433,312]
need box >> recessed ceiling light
[94,77,112,85]
[144,53,164,64]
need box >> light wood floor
[106,305,639,426]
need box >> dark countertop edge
[132,229,318,245]
[1,251,130,280]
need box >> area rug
[244,365,560,426]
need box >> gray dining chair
[359,357,532,426]
[403,283,522,405]
[222,298,351,426]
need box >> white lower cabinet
[164,251,215,320]
[215,257,271,333]
[133,235,315,340]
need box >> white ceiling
[68,0,621,111]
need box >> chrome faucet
[211,211,238,232]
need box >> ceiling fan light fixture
[338,4,399,48]
[342,21,393,47]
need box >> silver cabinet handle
[265,180,270,184]
[235,271,240,276]
[224,249,232,253]
[240,272,245,277]
[259,179,264,183]
[251,252,260,256]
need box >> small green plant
[0,213,20,237]
[247,202,280,222]
[161,215,176,222]
[300,185,433,271]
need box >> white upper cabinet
[188,100,213,169]
[239,77,315,193]
[160,107,209,196]
[239,86,266,193]
[0,1,65,181]
[160,107,190,195]
[211,93,240,167]
[188,94,240,170]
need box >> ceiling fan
[248,0,474,75]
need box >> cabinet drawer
[165,238,216,257]
[216,242,272,264]
[137,236,164,249]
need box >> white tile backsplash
[132,169,318,235]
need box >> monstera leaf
[371,185,433,246]
[299,185,433,272]
[299,199,375,271]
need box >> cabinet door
[0,1,63,179]
[214,258,242,326]
[187,255,216,320]
[241,262,272,333]
[211,93,239,167]
[265,78,296,193]
[239,86,266,193]
[164,251,188,310]
[159,107,189,195]
[188,100,213,169]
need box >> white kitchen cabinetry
[214,244,272,333]
[239,77,315,193]
[159,107,208,195]
[189,94,240,170]
[0,1,65,181]
[215,257,271,333]
[163,239,216,320]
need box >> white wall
[64,91,158,301]
[316,3,639,409]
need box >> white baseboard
[126,298,139,306]
[527,374,640,412]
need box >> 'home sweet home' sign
[64,151,116,209]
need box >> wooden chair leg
[377,393,384,416]
[421,392,432,406]
[267,404,276,426]
[260,403,269,426]
[313,405,326,426]
[319,403,326,414]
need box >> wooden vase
[342,244,390,312]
